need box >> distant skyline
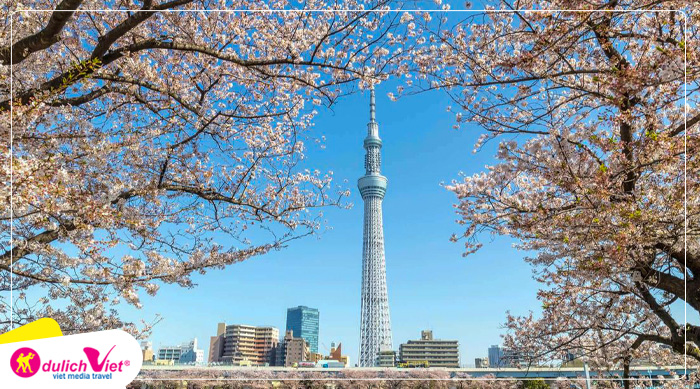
[119,84,547,366]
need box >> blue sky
[121,85,544,367]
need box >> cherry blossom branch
[0,0,85,65]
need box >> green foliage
[521,378,549,389]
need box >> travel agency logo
[1,329,142,388]
[11,347,40,378]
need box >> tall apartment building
[283,330,310,367]
[398,330,460,368]
[157,338,204,364]
[286,306,320,354]
[209,323,279,366]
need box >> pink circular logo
[10,347,40,378]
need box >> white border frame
[8,6,689,383]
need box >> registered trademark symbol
[125,360,131,366]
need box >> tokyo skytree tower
[358,88,393,367]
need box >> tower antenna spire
[370,88,376,123]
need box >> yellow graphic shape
[0,318,63,344]
[15,352,36,373]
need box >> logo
[37,345,129,376]
[84,345,119,372]
[1,329,142,387]
[11,347,41,378]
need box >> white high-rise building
[358,89,393,366]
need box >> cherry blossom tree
[131,368,460,389]
[0,0,403,333]
[396,0,700,379]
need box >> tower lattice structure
[358,88,393,367]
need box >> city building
[488,345,507,367]
[180,338,205,363]
[209,323,279,366]
[209,323,226,364]
[269,330,312,367]
[270,340,286,367]
[283,330,310,367]
[358,88,393,367]
[141,341,154,363]
[399,330,459,368]
[308,352,324,363]
[475,357,489,368]
[328,342,349,367]
[157,345,183,362]
[286,306,320,354]
[378,350,397,367]
[561,350,582,367]
[304,342,349,367]
[488,345,535,368]
[156,338,204,364]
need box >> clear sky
[120,84,547,367]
